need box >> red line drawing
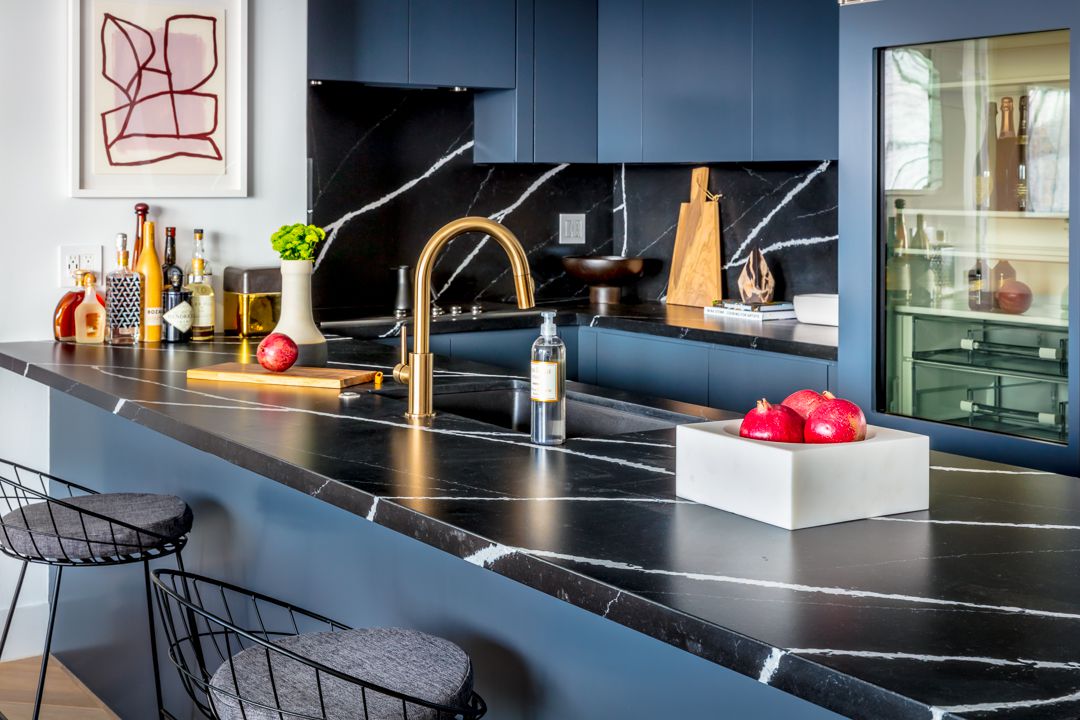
[99,12,221,168]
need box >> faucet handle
[393,323,410,384]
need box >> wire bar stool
[0,459,192,720]
[152,569,487,720]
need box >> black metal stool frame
[152,569,487,720]
[0,460,189,720]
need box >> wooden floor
[0,656,118,720]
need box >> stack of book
[704,300,797,322]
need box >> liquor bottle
[975,102,997,211]
[162,226,179,280]
[54,269,103,343]
[994,97,1017,212]
[968,259,993,311]
[1016,95,1030,212]
[886,199,914,303]
[132,203,149,268]
[105,233,141,345]
[530,311,566,446]
[907,214,933,305]
[74,272,106,344]
[162,267,193,344]
[991,259,1017,310]
[185,229,215,342]
[136,220,164,342]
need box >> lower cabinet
[708,345,833,412]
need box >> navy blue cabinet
[708,346,832,412]
[752,0,838,161]
[593,330,711,405]
[475,0,599,162]
[641,0,753,163]
[597,0,643,163]
[308,0,409,84]
[309,0,516,89]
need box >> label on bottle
[531,361,560,403]
[163,301,194,333]
[192,295,214,327]
[144,306,162,327]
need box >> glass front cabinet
[840,1,1080,473]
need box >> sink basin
[375,380,704,436]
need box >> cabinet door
[308,0,409,84]
[642,0,752,162]
[597,0,643,163]
[595,330,710,405]
[409,0,517,89]
[533,0,599,162]
[752,0,838,161]
[708,347,831,412]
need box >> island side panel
[47,390,842,720]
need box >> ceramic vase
[274,259,327,367]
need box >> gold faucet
[394,217,535,420]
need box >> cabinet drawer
[709,347,832,412]
[594,330,710,405]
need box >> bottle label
[531,361,560,403]
[144,306,162,327]
[192,295,214,327]
[163,301,194,333]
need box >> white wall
[0,0,307,659]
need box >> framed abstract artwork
[69,0,248,197]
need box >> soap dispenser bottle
[531,311,566,445]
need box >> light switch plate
[559,214,586,245]
[59,245,103,287]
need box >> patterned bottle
[106,233,141,345]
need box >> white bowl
[793,293,839,326]
[675,420,929,530]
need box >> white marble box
[675,420,929,530]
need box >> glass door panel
[881,30,1070,443]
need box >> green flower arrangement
[271,223,326,261]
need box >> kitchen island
[0,338,1077,720]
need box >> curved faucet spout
[395,217,536,420]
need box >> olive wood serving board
[666,166,723,308]
[187,362,380,389]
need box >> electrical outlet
[59,245,103,287]
[559,214,586,245]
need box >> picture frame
[68,0,248,197]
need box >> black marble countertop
[320,301,839,361]
[5,339,1080,720]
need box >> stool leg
[0,560,28,660]
[144,559,165,719]
[32,565,62,720]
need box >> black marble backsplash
[309,84,837,318]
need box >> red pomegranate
[995,279,1033,315]
[804,392,867,443]
[781,389,828,419]
[257,333,299,373]
[739,399,805,443]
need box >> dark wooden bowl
[561,255,645,286]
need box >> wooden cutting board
[187,362,381,389]
[666,167,723,308]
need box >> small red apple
[740,399,805,443]
[257,333,299,373]
[804,391,867,443]
[781,389,828,419]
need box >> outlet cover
[559,214,586,245]
[59,245,103,287]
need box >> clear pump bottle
[531,311,566,446]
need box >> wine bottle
[975,101,997,211]
[185,229,215,342]
[162,226,179,282]
[136,220,164,342]
[105,233,142,345]
[1016,95,1030,212]
[886,199,914,304]
[994,97,1017,212]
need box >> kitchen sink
[374,379,706,436]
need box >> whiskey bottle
[135,220,164,342]
[994,97,1018,212]
[54,269,103,343]
[74,272,106,344]
[162,267,193,344]
[975,101,997,211]
[1016,95,1030,212]
[185,229,215,342]
[162,226,180,281]
[132,203,149,268]
[105,233,142,345]
[968,259,993,311]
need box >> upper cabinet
[598,0,836,163]
[309,0,516,89]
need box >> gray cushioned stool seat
[209,627,474,720]
[0,493,192,561]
